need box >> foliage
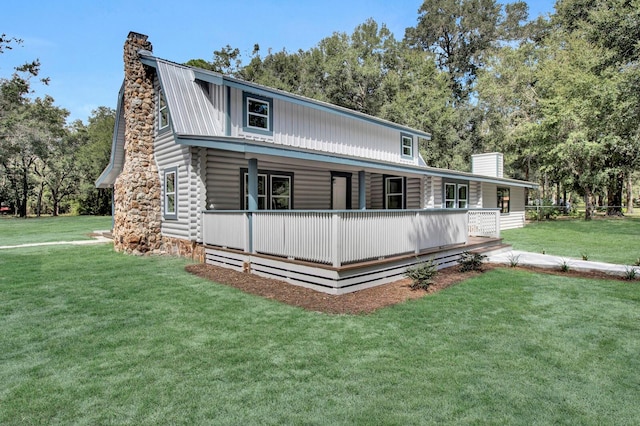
[623,267,637,281]
[405,259,438,290]
[508,253,520,267]
[458,251,486,272]
[559,259,570,272]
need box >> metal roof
[156,60,222,136]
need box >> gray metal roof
[95,85,126,188]
[156,60,222,137]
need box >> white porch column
[358,171,366,210]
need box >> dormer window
[401,134,413,158]
[159,90,169,130]
[243,92,273,136]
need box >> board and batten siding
[228,87,419,166]
[481,182,526,230]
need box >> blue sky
[1,0,555,124]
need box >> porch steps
[469,243,512,257]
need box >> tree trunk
[627,173,634,214]
[584,190,593,221]
[607,172,623,216]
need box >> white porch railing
[468,209,501,237]
[203,209,471,267]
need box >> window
[243,173,267,210]
[243,92,273,135]
[242,169,293,210]
[164,168,177,219]
[384,176,405,209]
[401,134,413,158]
[444,181,469,209]
[445,183,456,208]
[159,90,169,130]
[497,187,510,214]
[458,184,468,208]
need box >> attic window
[401,134,413,158]
[159,90,169,130]
[243,92,273,136]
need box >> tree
[405,0,529,100]
[75,107,115,215]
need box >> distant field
[0,215,112,246]
[502,217,640,265]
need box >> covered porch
[201,208,502,293]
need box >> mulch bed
[185,262,634,315]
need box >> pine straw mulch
[185,261,633,315]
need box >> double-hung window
[164,167,177,219]
[159,90,169,130]
[497,187,510,214]
[243,92,273,136]
[401,134,413,158]
[384,176,405,209]
[444,181,468,209]
[242,169,292,210]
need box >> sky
[1,0,556,124]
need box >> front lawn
[1,244,638,424]
[0,215,112,246]
[502,217,640,265]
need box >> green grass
[503,217,640,265]
[0,215,112,246]
[1,244,639,424]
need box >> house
[97,32,536,294]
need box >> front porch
[202,209,503,294]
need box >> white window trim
[385,176,405,209]
[270,175,292,210]
[497,187,510,214]
[159,90,169,130]
[401,134,413,158]
[458,184,468,209]
[445,183,456,209]
[164,168,177,219]
[244,173,267,210]
[246,96,271,132]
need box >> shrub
[581,251,589,261]
[406,260,438,290]
[559,259,570,272]
[624,267,637,281]
[458,251,486,272]
[508,253,520,267]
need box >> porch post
[358,171,366,210]
[248,158,258,252]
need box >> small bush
[508,253,520,267]
[624,267,637,281]
[581,251,589,261]
[634,258,640,267]
[559,259,570,272]
[406,260,438,290]
[458,251,486,272]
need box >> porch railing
[468,209,501,237]
[203,209,473,267]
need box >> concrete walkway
[0,231,112,250]
[487,250,640,279]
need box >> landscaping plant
[405,259,438,290]
[458,251,486,272]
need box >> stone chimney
[112,32,162,254]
